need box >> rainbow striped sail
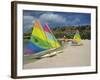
[25,21,60,55]
[43,23,60,48]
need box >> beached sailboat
[71,30,83,46]
[24,20,61,58]
[73,30,81,42]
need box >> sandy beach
[23,40,91,69]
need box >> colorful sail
[25,21,60,55]
[25,21,51,55]
[43,23,61,48]
[73,30,81,43]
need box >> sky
[23,10,91,33]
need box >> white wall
[0,0,99,80]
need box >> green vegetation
[24,25,91,40]
[51,25,91,40]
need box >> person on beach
[63,35,66,43]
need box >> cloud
[71,18,80,24]
[23,15,35,25]
[75,18,80,22]
[39,13,66,24]
[64,16,80,25]
[23,13,82,33]
[39,13,81,26]
[23,16,35,32]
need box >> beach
[23,40,91,69]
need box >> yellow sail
[73,30,81,43]
[32,21,47,41]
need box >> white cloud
[23,15,35,24]
[23,16,35,33]
[74,18,80,23]
[64,17,80,25]
[39,13,66,23]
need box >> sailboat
[24,20,61,58]
[71,30,83,46]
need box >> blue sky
[23,10,91,32]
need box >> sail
[25,21,53,55]
[43,24,61,48]
[24,21,61,55]
[73,30,81,43]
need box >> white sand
[23,40,91,69]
